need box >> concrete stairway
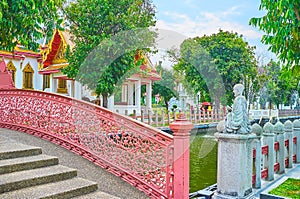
[0,142,98,198]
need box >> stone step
[0,154,59,174]
[0,165,77,193]
[0,178,98,199]
[0,142,42,160]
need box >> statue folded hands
[217,84,251,134]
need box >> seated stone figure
[218,84,251,134]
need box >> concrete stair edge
[0,165,77,193]
[0,178,98,199]
[0,143,42,160]
[0,154,59,174]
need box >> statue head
[233,84,244,97]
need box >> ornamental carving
[0,90,174,198]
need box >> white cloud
[155,9,262,41]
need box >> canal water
[190,127,218,192]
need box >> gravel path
[0,128,150,199]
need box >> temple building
[0,29,161,116]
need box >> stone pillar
[262,122,275,181]
[252,124,262,189]
[293,120,300,163]
[214,133,256,198]
[107,95,114,110]
[128,82,134,105]
[74,81,82,100]
[274,121,285,174]
[284,120,293,168]
[122,84,128,102]
[169,114,193,199]
[146,82,152,111]
[135,79,141,116]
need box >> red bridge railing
[0,89,193,198]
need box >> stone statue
[217,84,251,134]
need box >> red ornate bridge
[0,89,193,198]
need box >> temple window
[43,74,50,90]
[22,63,34,89]
[57,79,68,93]
[7,61,16,84]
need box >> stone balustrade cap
[263,122,274,135]
[251,123,262,136]
[284,120,293,131]
[274,121,284,134]
[293,119,300,128]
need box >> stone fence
[214,119,300,198]
[252,120,300,188]
[129,108,226,127]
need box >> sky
[150,0,276,66]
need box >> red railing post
[284,120,293,168]
[169,113,193,199]
[262,122,275,181]
[0,58,15,89]
[274,121,285,174]
[293,120,300,163]
[252,123,263,188]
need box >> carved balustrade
[0,89,179,199]
[251,119,300,187]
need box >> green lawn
[269,178,300,199]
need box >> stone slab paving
[0,128,150,199]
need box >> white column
[69,80,75,98]
[128,82,134,105]
[135,79,141,116]
[146,81,152,111]
[50,76,57,93]
[122,84,127,102]
[107,95,114,110]
[74,81,82,100]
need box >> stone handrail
[252,120,300,188]
[0,89,194,199]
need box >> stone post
[274,121,285,174]
[284,120,293,168]
[262,122,275,181]
[293,120,300,163]
[214,133,256,198]
[252,124,262,189]
[169,113,193,199]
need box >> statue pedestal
[214,133,256,199]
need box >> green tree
[249,0,300,71]
[0,0,64,51]
[62,0,156,107]
[152,61,178,110]
[259,60,300,109]
[173,30,258,107]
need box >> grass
[269,178,300,199]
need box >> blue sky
[151,0,276,65]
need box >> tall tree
[152,61,177,110]
[173,30,258,106]
[258,60,300,109]
[0,0,64,51]
[62,0,156,107]
[249,0,300,71]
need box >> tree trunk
[102,93,108,108]
[164,100,169,112]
